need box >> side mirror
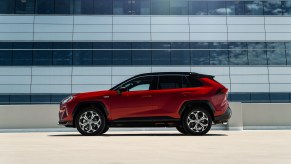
[117,87,127,94]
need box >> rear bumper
[214,107,232,123]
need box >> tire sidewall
[75,108,106,136]
[182,107,212,135]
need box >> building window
[210,50,229,65]
[170,0,188,15]
[132,50,151,65]
[55,0,73,14]
[36,0,54,14]
[13,50,33,66]
[74,0,94,14]
[132,0,150,15]
[208,1,226,15]
[264,0,283,15]
[15,0,35,14]
[53,50,72,65]
[229,50,248,65]
[248,42,267,65]
[0,51,12,66]
[244,1,264,15]
[73,50,93,65]
[191,50,210,65]
[112,50,131,65]
[267,42,286,65]
[33,50,53,65]
[0,0,15,14]
[189,1,207,15]
[93,50,112,65]
[152,50,170,65]
[113,0,131,15]
[171,50,190,65]
[151,0,170,15]
[226,1,245,15]
[282,1,291,15]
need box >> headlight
[61,95,74,104]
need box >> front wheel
[75,108,106,136]
[182,107,212,135]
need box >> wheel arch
[179,100,215,121]
[72,101,109,127]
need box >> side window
[121,76,153,92]
[158,75,183,90]
[187,76,203,87]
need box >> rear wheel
[182,107,212,135]
[176,125,188,135]
[102,126,109,134]
[75,107,106,136]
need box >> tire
[102,126,109,134]
[181,107,212,135]
[75,107,106,136]
[176,125,188,135]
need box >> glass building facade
[1,0,291,104]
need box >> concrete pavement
[0,130,291,164]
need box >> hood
[74,90,112,99]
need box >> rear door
[151,75,193,118]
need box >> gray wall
[0,103,291,130]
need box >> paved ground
[0,130,291,164]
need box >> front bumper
[214,107,232,123]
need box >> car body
[59,72,231,135]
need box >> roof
[134,72,214,77]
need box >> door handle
[143,95,152,99]
[181,92,192,96]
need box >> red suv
[59,72,231,136]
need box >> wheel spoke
[79,111,101,133]
[187,110,209,133]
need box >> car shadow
[48,133,227,137]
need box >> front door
[110,76,154,120]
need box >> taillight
[216,87,228,95]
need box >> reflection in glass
[132,0,150,15]
[248,42,267,65]
[170,0,188,15]
[33,50,53,65]
[283,1,291,15]
[189,1,207,15]
[0,0,15,14]
[264,0,282,15]
[151,0,170,15]
[13,50,33,65]
[113,0,131,15]
[191,50,210,65]
[229,50,248,65]
[93,42,112,49]
[244,1,263,15]
[228,42,248,49]
[210,50,229,65]
[0,51,12,65]
[171,42,189,49]
[93,50,112,65]
[36,0,54,14]
[152,50,170,65]
[113,50,131,65]
[285,42,291,65]
[55,0,73,14]
[152,42,171,49]
[226,1,244,15]
[15,0,35,14]
[267,42,286,65]
[190,42,209,49]
[94,0,113,14]
[53,50,72,65]
[73,50,93,65]
[113,42,131,49]
[171,50,190,65]
[132,50,151,65]
[209,42,228,49]
[132,42,151,49]
[208,1,226,15]
[74,0,94,14]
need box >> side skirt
[108,117,179,127]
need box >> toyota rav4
[59,72,231,136]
